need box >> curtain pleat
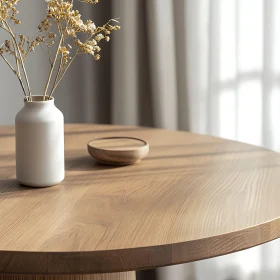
[173,0,190,131]
[112,0,139,125]
[146,0,178,130]
[185,0,209,134]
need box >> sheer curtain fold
[173,0,189,131]
[185,0,210,134]
[146,0,178,130]
[112,0,139,125]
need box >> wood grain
[0,124,280,275]
[88,137,149,165]
[0,272,135,280]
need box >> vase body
[15,96,65,187]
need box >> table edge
[0,217,279,274]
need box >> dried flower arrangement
[0,0,120,101]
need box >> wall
[0,0,51,124]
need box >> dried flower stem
[49,22,66,93]
[0,53,27,97]
[48,21,72,98]
[49,51,78,98]
[11,37,21,84]
[40,44,52,66]
[43,37,63,101]
[2,20,32,100]
[0,53,15,73]
[10,36,28,98]
[49,54,63,96]
[0,22,27,97]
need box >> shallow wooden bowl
[87,137,149,166]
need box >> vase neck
[24,96,54,109]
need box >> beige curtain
[58,0,280,151]
[58,0,187,130]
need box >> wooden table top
[1,124,280,275]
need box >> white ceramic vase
[15,96,65,187]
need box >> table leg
[0,271,136,280]
[136,269,157,280]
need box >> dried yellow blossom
[94,54,100,60]
[0,0,20,23]
[0,0,120,101]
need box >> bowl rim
[87,136,149,153]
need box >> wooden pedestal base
[0,272,136,280]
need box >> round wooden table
[1,124,280,280]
